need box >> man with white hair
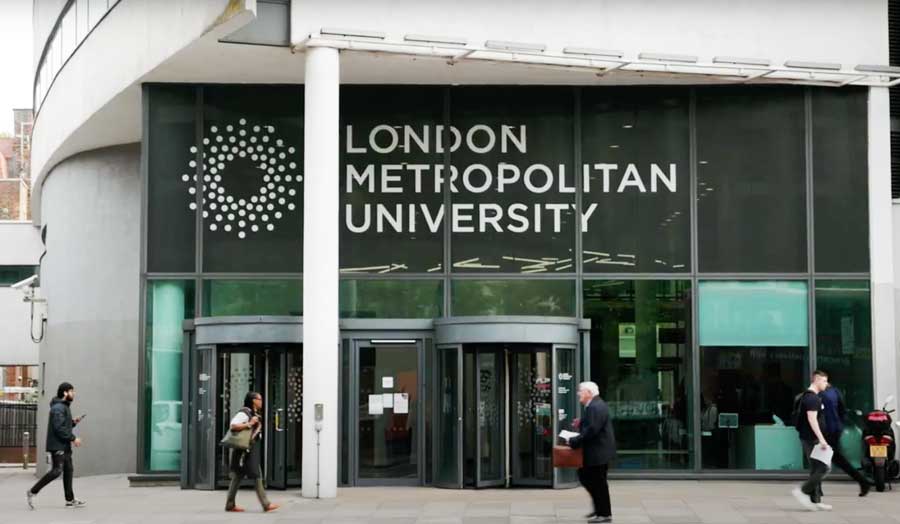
[568,381,616,523]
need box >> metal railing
[0,402,37,447]
[33,0,123,117]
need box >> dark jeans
[578,464,611,517]
[801,440,829,503]
[825,432,868,488]
[30,451,74,502]
[225,466,270,510]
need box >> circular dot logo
[182,119,302,239]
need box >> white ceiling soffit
[296,31,900,88]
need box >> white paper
[368,394,383,415]
[394,393,409,414]
[558,430,580,442]
[382,393,394,408]
[382,377,394,389]
[810,445,834,466]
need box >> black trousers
[578,464,611,517]
[825,432,868,487]
[800,440,829,503]
[30,451,74,502]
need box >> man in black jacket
[26,382,85,509]
[569,381,616,523]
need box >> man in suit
[569,381,616,523]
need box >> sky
[0,0,33,136]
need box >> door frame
[508,345,554,488]
[472,346,507,488]
[350,337,426,486]
[434,343,464,489]
[552,343,580,489]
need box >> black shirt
[797,390,824,442]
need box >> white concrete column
[868,87,898,407]
[302,45,340,499]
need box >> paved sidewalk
[4,469,900,523]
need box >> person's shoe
[814,502,833,511]
[588,516,612,523]
[25,490,34,510]
[791,487,816,511]
[65,499,86,508]
[860,482,871,497]
[225,506,245,512]
[264,503,280,513]
[584,512,597,519]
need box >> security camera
[11,275,38,291]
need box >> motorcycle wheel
[875,464,887,492]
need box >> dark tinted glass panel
[201,86,303,272]
[147,86,196,272]
[697,87,807,272]
[812,88,869,273]
[339,279,442,318]
[583,280,693,469]
[144,280,195,471]
[815,280,873,414]
[202,279,302,316]
[340,86,444,273]
[0,266,37,286]
[698,280,809,470]
[581,88,690,272]
[450,87,575,273]
[451,279,575,316]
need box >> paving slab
[6,469,900,523]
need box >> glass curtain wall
[144,280,195,471]
[583,280,693,469]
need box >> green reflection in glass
[145,280,195,471]
[699,281,808,347]
[339,279,442,318]
[203,279,302,316]
[583,280,693,470]
[451,279,576,317]
[815,280,873,414]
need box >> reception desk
[736,425,804,470]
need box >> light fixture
[484,40,546,53]
[855,64,900,74]
[784,60,841,71]
[638,52,698,63]
[562,47,624,59]
[320,27,386,39]
[404,34,467,46]
[713,56,771,67]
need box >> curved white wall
[36,144,141,476]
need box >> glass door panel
[284,350,303,486]
[191,345,216,490]
[357,344,419,480]
[435,345,462,488]
[511,348,553,486]
[554,345,579,487]
[476,348,506,487]
[216,350,264,485]
[266,350,288,488]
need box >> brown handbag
[553,445,583,468]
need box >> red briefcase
[553,445,583,468]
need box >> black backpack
[791,391,814,429]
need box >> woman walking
[225,391,280,513]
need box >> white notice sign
[383,393,394,408]
[382,377,394,389]
[368,394,383,415]
[394,393,409,414]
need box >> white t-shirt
[230,411,250,426]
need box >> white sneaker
[65,499,86,508]
[814,503,832,511]
[791,487,816,511]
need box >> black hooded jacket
[45,397,77,452]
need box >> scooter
[860,395,900,492]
